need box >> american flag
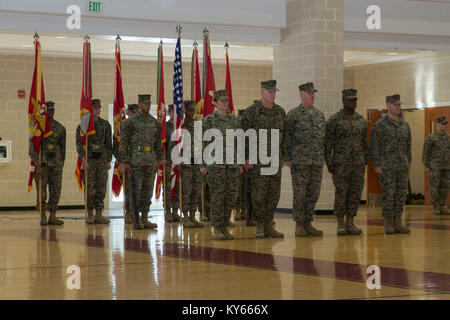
[171,36,184,198]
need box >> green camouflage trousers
[34,164,63,212]
[82,159,108,210]
[201,178,211,215]
[206,166,240,227]
[429,169,450,205]
[181,164,202,214]
[130,165,157,214]
[378,168,409,217]
[164,163,179,210]
[291,164,323,222]
[332,164,365,217]
[251,166,282,222]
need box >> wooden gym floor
[0,206,449,300]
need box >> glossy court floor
[0,206,449,300]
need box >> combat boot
[222,227,234,240]
[393,215,410,234]
[264,220,284,238]
[304,220,323,237]
[182,212,195,228]
[439,205,449,215]
[172,209,181,222]
[345,215,362,235]
[48,211,64,225]
[124,211,133,224]
[255,221,265,239]
[190,211,204,228]
[295,221,308,237]
[433,205,440,215]
[133,212,143,230]
[164,208,174,222]
[384,217,395,234]
[86,209,95,224]
[212,227,226,240]
[141,212,157,229]
[94,208,110,224]
[337,216,346,236]
[40,211,48,226]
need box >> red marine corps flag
[191,41,203,119]
[74,35,95,190]
[202,28,216,117]
[111,36,126,197]
[155,40,167,200]
[28,33,52,192]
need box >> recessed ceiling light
[56,36,67,39]
[21,44,32,47]
[387,52,398,55]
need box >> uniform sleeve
[422,135,432,169]
[369,124,381,168]
[75,125,85,159]
[362,120,369,165]
[407,123,412,166]
[28,137,39,165]
[324,117,335,168]
[60,125,66,164]
[105,121,113,163]
[119,121,131,164]
[239,107,253,160]
[155,120,163,162]
[201,117,211,169]
[284,112,295,163]
[280,111,287,163]
[112,139,119,160]
[164,122,173,161]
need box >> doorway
[366,106,450,207]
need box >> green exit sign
[88,1,102,13]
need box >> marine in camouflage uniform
[240,80,285,239]
[201,90,241,240]
[113,103,138,224]
[369,94,411,234]
[29,101,66,226]
[76,99,112,224]
[325,89,368,235]
[422,116,450,215]
[163,104,181,222]
[119,94,163,230]
[285,82,325,237]
[178,100,203,228]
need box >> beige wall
[0,53,271,207]
[402,109,425,195]
[344,54,450,115]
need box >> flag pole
[160,39,167,215]
[176,24,183,219]
[83,34,90,219]
[34,33,43,219]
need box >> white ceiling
[0,31,448,67]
